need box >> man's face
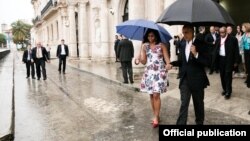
[37,43,41,48]
[227,27,232,34]
[61,40,64,44]
[219,28,227,38]
[182,28,193,41]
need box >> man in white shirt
[32,42,50,80]
[56,39,69,74]
[171,25,209,125]
[213,27,239,99]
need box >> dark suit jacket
[205,33,219,54]
[56,44,69,57]
[213,35,240,71]
[117,39,134,61]
[171,38,210,89]
[22,50,33,63]
[32,47,49,61]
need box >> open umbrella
[157,0,234,26]
[116,19,172,43]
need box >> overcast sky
[0,0,34,27]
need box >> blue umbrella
[116,19,172,43]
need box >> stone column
[78,1,89,59]
[68,4,77,57]
[100,0,109,60]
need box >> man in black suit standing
[213,27,239,99]
[205,26,219,74]
[171,25,210,125]
[22,46,35,79]
[32,42,50,80]
[56,39,69,74]
[117,35,134,84]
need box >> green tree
[0,33,6,45]
[11,20,32,48]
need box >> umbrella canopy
[157,0,234,26]
[116,19,172,43]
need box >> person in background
[213,27,239,99]
[117,35,134,84]
[56,39,69,74]
[241,23,250,87]
[22,45,35,79]
[32,42,50,80]
[114,35,120,62]
[46,44,51,59]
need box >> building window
[123,0,129,21]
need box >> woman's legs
[153,93,161,121]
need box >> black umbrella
[157,0,234,26]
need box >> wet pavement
[0,50,248,141]
[0,50,14,140]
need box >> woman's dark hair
[143,29,161,44]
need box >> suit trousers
[219,56,233,94]
[121,61,133,83]
[176,77,205,125]
[35,59,46,79]
[58,55,67,73]
[26,60,35,77]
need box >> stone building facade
[31,0,184,61]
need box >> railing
[41,0,53,16]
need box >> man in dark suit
[205,26,220,74]
[32,42,50,80]
[171,25,210,125]
[56,39,69,74]
[117,35,134,84]
[213,27,239,99]
[22,46,35,79]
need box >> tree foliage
[11,20,32,48]
[0,33,6,45]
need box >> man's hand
[47,60,51,63]
[190,45,198,57]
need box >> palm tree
[11,20,32,48]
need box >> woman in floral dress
[135,29,172,128]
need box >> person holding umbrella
[135,29,172,128]
[171,25,210,125]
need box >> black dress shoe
[37,78,40,80]
[123,81,128,84]
[32,77,36,79]
[221,91,226,96]
[26,76,29,78]
[224,94,231,100]
[43,77,47,80]
[130,81,134,84]
[248,111,250,115]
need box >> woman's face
[237,26,241,32]
[147,32,156,43]
[242,25,246,32]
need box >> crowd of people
[22,39,69,80]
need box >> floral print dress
[140,43,168,94]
